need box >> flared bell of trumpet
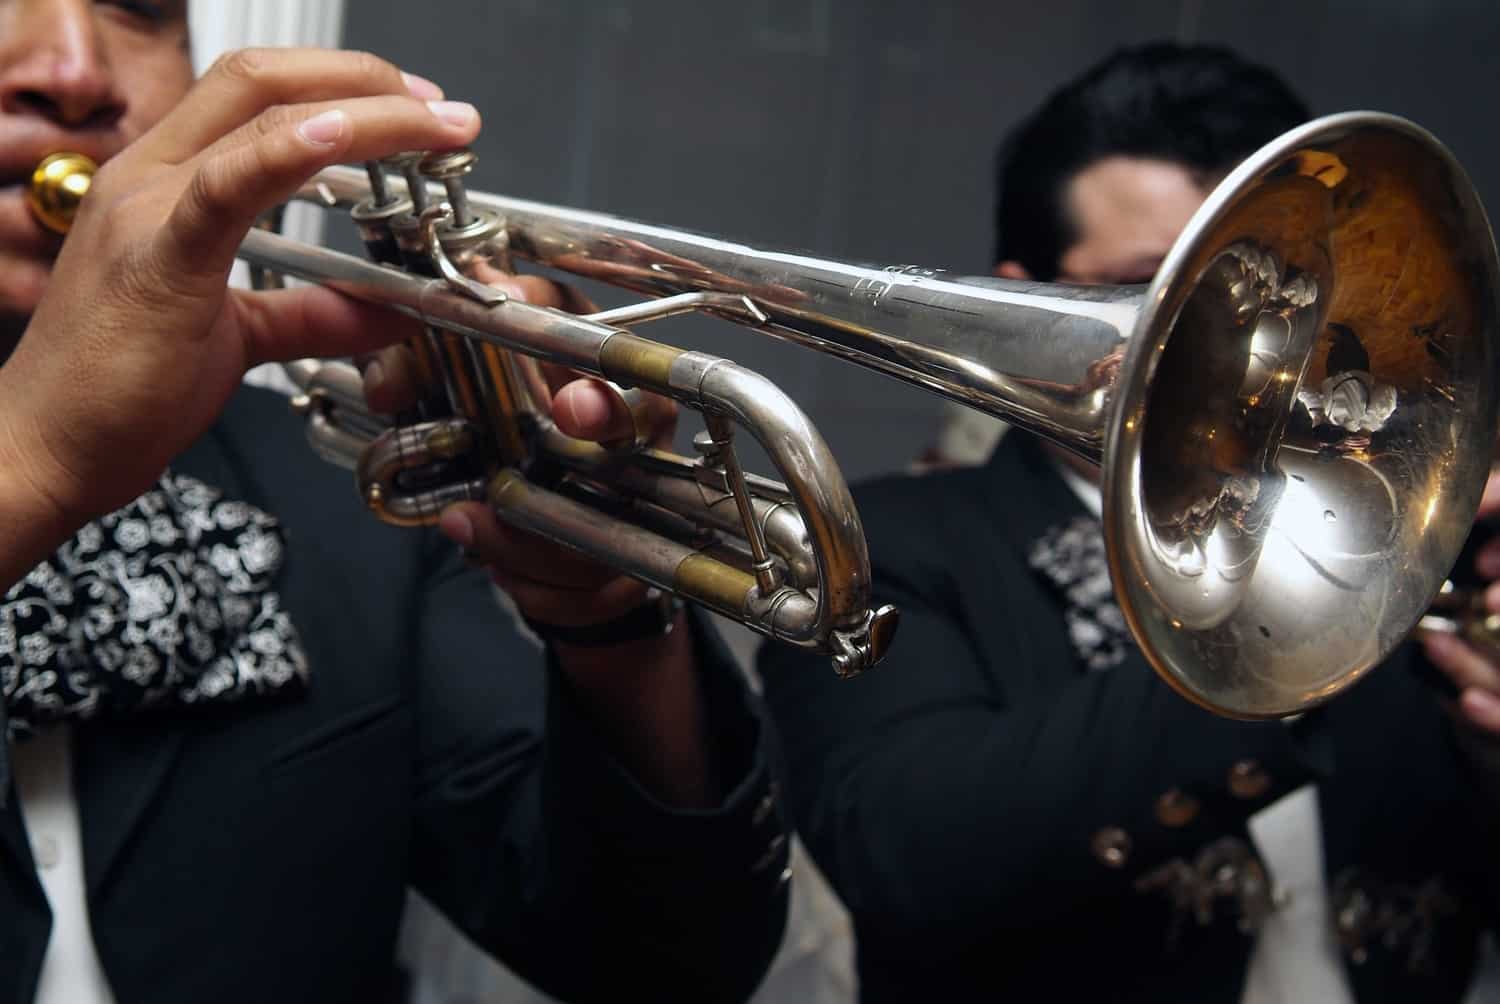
[1104,114,1497,717]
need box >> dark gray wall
[343,0,1500,482]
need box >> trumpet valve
[420,149,478,228]
[385,151,431,213]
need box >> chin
[1,260,49,309]
[0,263,49,347]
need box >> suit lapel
[73,416,248,897]
[984,434,1092,568]
[0,777,37,892]
[0,689,34,875]
[74,722,188,897]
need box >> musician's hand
[360,263,680,628]
[0,48,478,578]
[363,267,719,807]
[1423,471,1500,734]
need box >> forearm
[0,436,78,591]
[553,608,720,808]
[538,623,788,1000]
[413,589,789,1002]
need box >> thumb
[553,378,635,444]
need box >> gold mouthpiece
[27,152,97,235]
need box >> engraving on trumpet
[852,265,943,309]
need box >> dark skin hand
[0,38,719,808]
[1423,472,1500,734]
[362,268,721,809]
[0,47,481,588]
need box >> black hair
[994,43,1311,279]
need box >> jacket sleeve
[756,477,1318,965]
[405,539,790,1003]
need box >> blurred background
[200,1,1500,1000]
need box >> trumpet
[29,112,1500,718]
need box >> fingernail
[401,71,443,100]
[563,386,583,432]
[489,277,527,302]
[439,509,474,547]
[365,359,386,397]
[427,100,477,128]
[297,109,347,146]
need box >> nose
[0,1,125,130]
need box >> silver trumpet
[30,112,1500,715]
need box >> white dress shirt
[11,727,117,1004]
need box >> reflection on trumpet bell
[27,151,95,234]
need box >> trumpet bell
[1108,113,1498,717]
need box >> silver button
[1154,787,1200,828]
[1228,759,1271,799]
[752,788,777,827]
[33,834,60,870]
[752,833,788,874]
[1091,826,1132,869]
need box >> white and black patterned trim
[1,471,308,739]
[1028,515,1131,672]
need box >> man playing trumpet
[761,42,1500,1004]
[0,2,789,1002]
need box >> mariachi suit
[758,432,1500,1003]
[0,387,791,1004]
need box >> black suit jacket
[759,433,1500,1003]
[0,388,790,1004]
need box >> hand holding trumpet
[357,275,720,808]
[1422,471,1500,734]
[0,48,480,586]
[0,46,718,807]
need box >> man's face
[1054,156,1208,286]
[1001,156,1211,482]
[0,0,192,338]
